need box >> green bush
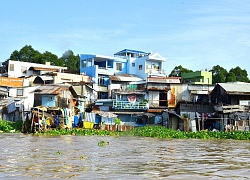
[0,119,23,133]
[114,118,121,125]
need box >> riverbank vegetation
[42,125,250,140]
[122,126,250,140]
[1,119,250,140]
[0,119,22,133]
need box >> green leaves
[8,45,80,73]
[122,126,250,140]
[98,140,109,146]
[0,119,22,133]
[18,124,250,140]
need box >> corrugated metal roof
[109,74,142,82]
[115,90,146,95]
[147,76,180,83]
[147,109,164,113]
[114,49,148,56]
[30,67,63,71]
[147,83,170,91]
[188,85,214,91]
[34,85,68,95]
[114,111,155,117]
[219,83,250,94]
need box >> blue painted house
[80,54,127,99]
[79,49,167,128]
[80,49,166,100]
[33,85,74,108]
[114,49,166,80]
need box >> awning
[32,106,48,111]
[39,76,53,81]
[163,109,184,120]
[114,111,155,117]
[29,66,60,72]
[115,91,147,95]
[95,111,118,118]
[229,112,250,121]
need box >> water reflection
[0,133,250,179]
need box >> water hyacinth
[36,125,250,140]
[42,128,120,136]
[1,119,250,140]
[122,126,250,140]
[0,119,22,133]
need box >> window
[132,63,135,67]
[139,65,142,70]
[98,75,106,86]
[9,64,14,71]
[98,92,108,99]
[116,63,122,71]
[17,89,23,96]
[82,60,86,68]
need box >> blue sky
[1,0,250,77]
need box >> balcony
[97,67,114,75]
[113,101,148,110]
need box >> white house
[2,60,67,78]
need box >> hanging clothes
[73,116,79,127]
[64,108,68,125]
[86,113,96,122]
[54,115,59,126]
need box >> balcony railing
[113,101,148,110]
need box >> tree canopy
[169,65,249,83]
[210,65,249,83]
[7,46,250,83]
[210,65,228,83]
[229,66,249,82]
[61,50,80,73]
[8,45,79,73]
[168,65,193,77]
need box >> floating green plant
[22,125,250,140]
[98,140,109,146]
[80,155,86,159]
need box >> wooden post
[198,118,200,131]
[30,112,35,133]
[202,114,204,130]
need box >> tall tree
[9,45,42,63]
[19,45,42,63]
[9,50,21,61]
[41,51,60,65]
[61,50,80,73]
[225,72,236,82]
[169,65,193,77]
[228,66,249,82]
[210,65,228,84]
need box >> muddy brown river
[0,133,250,179]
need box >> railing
[113,101,148,110]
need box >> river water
[0,133,250,180]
